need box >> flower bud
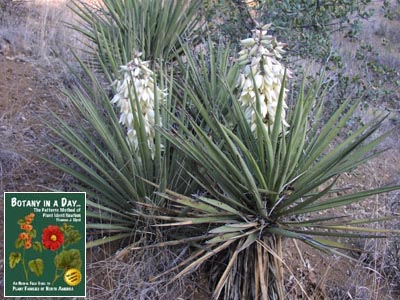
[240,38,256,47]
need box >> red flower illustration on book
[42,225,64,251]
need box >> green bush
[205,0,374,60]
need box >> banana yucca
[134,35,399,299]
[48,0,203,249]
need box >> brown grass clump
[87,245,211,300]
[0,0,88,84]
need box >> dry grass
[282,147,400,299]
[0,0,89,86]
[87,245,211,300]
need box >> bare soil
[0,56,68,191]
[0,53,73,293]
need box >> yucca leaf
[69,0,202,78]
[264,227,307,240]
[238,232,258,251]
[279,176,339,215]
[197,196,245,216]
[309,238,363,252]
[209,223,259,234]
[43,147,130,210]
[216,123,265,214]
[221,125,271,192]
[155,192,219,214]
[86,233,134,248]
[346,216,398,225]
[314,225,400,234]
[86,223,133,231]
[294,185,399,214]
[299,97,359,170]
[282,215,349,226]
[171,240,236,282]
[289,229,386,239]
[206,232,244,244]
[150,216,236,226]
[86,211,132,224]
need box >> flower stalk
[111,51,166,158]
[236,23,290,133]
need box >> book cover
[3,192,86,297]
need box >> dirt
[0,53,73,294]
[0,55,71,190]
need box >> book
[3,192,86,297]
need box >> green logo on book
[3,192,86,297]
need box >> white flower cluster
[236,23,289,133]
[111,51,166,158]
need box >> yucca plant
[68,0,202,81]
[173,37,239,130]
[43,54,198,247]
[133,30,400,299]
[42,0,204,248]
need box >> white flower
[236,24,290,133]
[111,51,166,158]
